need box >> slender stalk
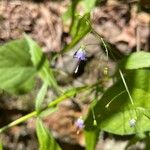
[92,27,135,106]
[119,69,134,105]
[105,90,126,108]
[0,111,37,133]
[0,83,98,133]
[100,37,109,60]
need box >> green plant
[0,7,150,150]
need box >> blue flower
[73,47,87,61]
[75,118,84,129]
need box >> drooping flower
[73,47,87,61]
[73,46,87,74]
[129,118,136,127]
[75,118,84,129]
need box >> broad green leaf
[85,101,100,150]
[36,118,61,150]
[62,5,72,22]
[84,128,100,150]
[85,69,150,135]
[69,0,82,34]
[70,13,91,37]
[120,51,150,70]
[0,142,3,150]
[81,0,96,12]
[35,82,48,113]
[24,35,58,92]
[145,134,150,150]
[62,0,81,22]
[143,109,150,119]
[0,39,36,94]
[62,13,91,53]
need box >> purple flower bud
[73,48,87,61]
[129,119,136,127]
[75,118,84,129]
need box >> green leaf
[62,13,91,53]
[36,118,61,150]
[24,35,59,92]
[143,109,150,119]
[84,128,100,150]
[62,0,81,22]
[69,0,82,33]
[35,82,48,113]
[85,69,150,135]
[0,142,3,150]
[81,0,96,12]
[62,5,72,22]
[0,39,36,94]
[84,102,100,150]
[120,51,150,70]
[70,13,91,37]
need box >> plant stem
[119,69,134,105]
[0,83,98,133]
[0,111,37,133]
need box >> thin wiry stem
[92,28,135,106]
[119,69,134,105]
[92,107,97,126]
[100,37,109,61]
[105,90,126,108]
